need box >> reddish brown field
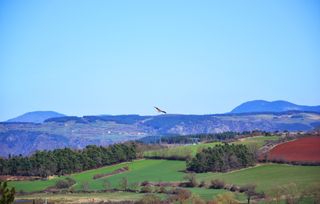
[266,136,320,163]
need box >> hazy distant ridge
[6,111,65,123]
[231,100,320,114]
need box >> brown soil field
[266,136,320,163]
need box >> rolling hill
[6,111,65,123]
[231,100,320,113]
[1,111,320,157]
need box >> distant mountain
[6,111,65,123]
[231,100,320,114]
[1,111,320,157]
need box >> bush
[140,180,150,186]
[240,184,257,204]
[183,173,198,187]
[167,188,192,203]
[0,181,15,204]
[137,194,161,204]
[177,189,192,200]
[93,174,104,179]
[211,192,238,204]
[55,177,76,189]
[199,180,207,188]
[191,195,206,204]
[229,184,239,192]
[82,181,89,191]
[239,184,256,193]
[140,185,152,193]
[119,177,128,191]
[210,179,225,189]
[129,182,139,192]
[55,180,69,189]
[158,186,166,193]
[103,179,112,190]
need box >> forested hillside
[0,143,137,177]
[1,111,319,157]
[187,144,256,173]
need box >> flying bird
[154,106,167,114]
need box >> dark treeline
[139,132,239,144]
[137,130,279,144]
[0,143,137,177]
[161,132,239,144]
[140,131,274,144]
[187,144,256,173]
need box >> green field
[15,192,147,203]
[9,159,320,200]
[144,136,280,160]
[187,188,246,201]
[232,135,280,148]
[197,163,320,193]
[144,142,221,159]
[9,159,186,192]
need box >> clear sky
[0,0,319,121]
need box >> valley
[3,135,320,203]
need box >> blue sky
[0,0,319,120]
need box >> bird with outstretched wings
[154,106,167,114]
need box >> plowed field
[267,136,320,163]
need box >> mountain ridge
[231,100,320,114]
[6,111,65,123]
[1,111,320,157]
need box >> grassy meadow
[10,159,320,201]
[196,163,320,193]
[232,135,280,148]
[8,136,320,203]
[143,142,222,159]
[143,135,280,160]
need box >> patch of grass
[232,135,279,148]
[9,160,186,192]
[16,192,150,203]
[187,188,245,201]
[197,163,320,193]
[101,159,186,190]
[9,159,320,202]
[9,162,131,192]
[144,142,222,159]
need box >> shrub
[229,184,239,192]
[93,174,104,179]
[210,179,225,189]
[183,173,198,187]
[140,185,152,193]
[158,186,166,193]
[129,182,139,192]
[119,177,128,191]
[191,195,206,204]
[65,177,76,185]
[239,184,256,193]
[55,177,75,189]
[140,180,150,186]
[103,179,111,190]
[137,194,161,204]
[304,183,320,204]
[211,192,238,204]
[240,184,257,204]
[176,189,192,202]
[82,181,89,191]
[199,180,207,188]
[0,181,15,204]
